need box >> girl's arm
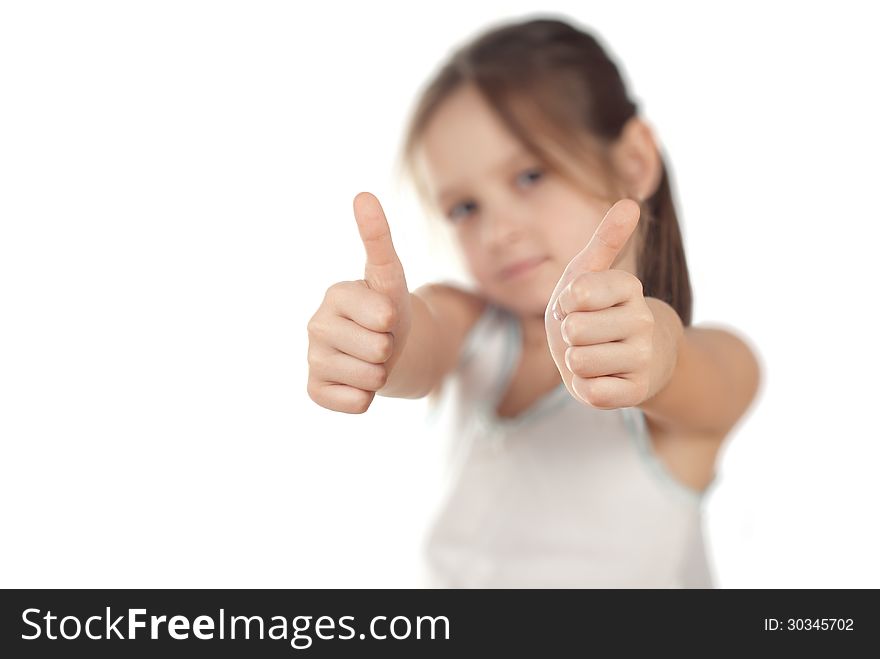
[640,297,762,437]
[377,284,487,399]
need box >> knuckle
[369,365,389,391]
[377,299,397,330]
[306,312,322,337]
[308,378,374,415]
[374,333,394,362]
[323,281,342,301]
[308,379,337,411]
[306,378,320,403]
[572,275,591,305]
[306,347,319,370]
[351,389,374,414]
[324,280,357,304]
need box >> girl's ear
[609,116,663,202]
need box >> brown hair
[397,17,693,326]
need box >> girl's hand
[544,199,655,410]
[307,192,413,413]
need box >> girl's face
[418,83,638,316]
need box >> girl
[306,17,761,588]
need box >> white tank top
[423,301,717,588]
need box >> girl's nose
[481,204,527,250]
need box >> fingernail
[552,301,564,321]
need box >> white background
[2,1,878,588]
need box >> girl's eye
[447,200,477,223]
[515,167,544,189]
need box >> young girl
[306,17,760,588]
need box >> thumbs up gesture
[306,192,413,413]
[544,199,656,410]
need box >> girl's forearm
[642,297,683,406]
[640,298,761,435]
[376,292,441,399]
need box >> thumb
[353,191,408,297]
[546,198,640,323]
[564,198,641,276]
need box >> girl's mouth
[499,257,548,280]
